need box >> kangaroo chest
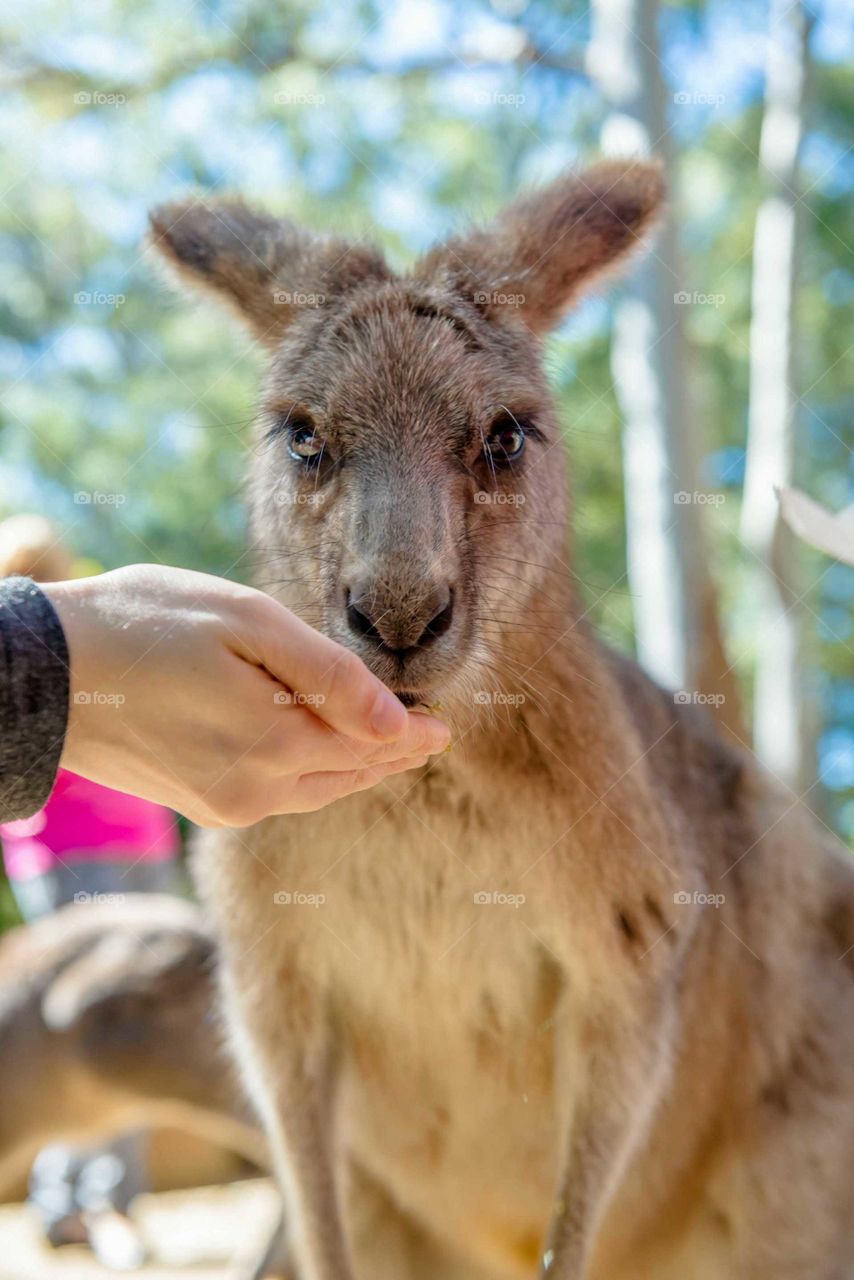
[307,795,567,1270]
[202,761,616,1271]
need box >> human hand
[44,565,450,826]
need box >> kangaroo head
[150,161,663,709]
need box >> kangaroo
[0,895,287,1278]
[0,894,264,1192]
[150,160,854,1280]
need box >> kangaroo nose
[345,583,454,654]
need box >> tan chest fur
[199,751,640,1271]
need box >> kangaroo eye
[483,416,526,463]
[288,423,326,463]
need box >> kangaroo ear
[148,197,390,348]
[417,159,665,335]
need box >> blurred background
[1,0,852,873]
[0,0,851,1270]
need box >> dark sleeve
[0,577,70,821]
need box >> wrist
[40,577,119,760]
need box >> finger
[285,754,431,813]
[268,703,449,773]
[327,715,450,767]
[247,598,410,742]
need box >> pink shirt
[0,769,180,882]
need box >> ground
[0,1178,280,1280]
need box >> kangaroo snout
[345,581,455,655]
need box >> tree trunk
[740,0,812,790]
[587,0,744,742]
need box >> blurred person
[0,513,75,584]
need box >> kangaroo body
[152,160,854,1279]
[198,644,854,1280]
[0,895,264,1192]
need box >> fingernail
[370,687,407,738]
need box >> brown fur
[0,896,264,1194]
[150,161,854,1280]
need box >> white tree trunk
[741,0,811,789]
[587,0,743,736]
